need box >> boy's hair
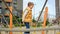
[28,2,34,6]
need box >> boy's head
[28,2,34,9]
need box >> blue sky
[23,0,56,19]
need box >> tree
[46,19,50,26]
[32,17,36,23]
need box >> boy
[22,2,34,34]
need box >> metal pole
[37,0,48,22]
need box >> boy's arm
[22,10,28,21]
[24,10,28,17]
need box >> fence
[0,27,60,34]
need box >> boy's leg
[24,22,30,34]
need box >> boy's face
[29,5,34,9]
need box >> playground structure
[0,0,60,34]
[0,0,48,27]
[0,27,60,34]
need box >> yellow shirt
[23,7,32,23]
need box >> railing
[0,27,60,34]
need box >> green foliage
[37,22,42,27]
[13,16,17,24]
[13,16,22,23]
[17,18,22,23]
[46,19,50,26]
[13,16,22,27]
[14,23,20,27]
[4,24,8,28]
[21,24,25,27]
[37,19,50,27]
[32,17,36,23]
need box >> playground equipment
[42,7,48,34]
[0,0,52,34]
[2,0,48,25]
[2,0,23,34]
[0,27,60,34]
[37,0,48,22]
[9,6,13,34]
[37,0,48,34]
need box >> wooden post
[42,7,48,34]
[9,6,13,34]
